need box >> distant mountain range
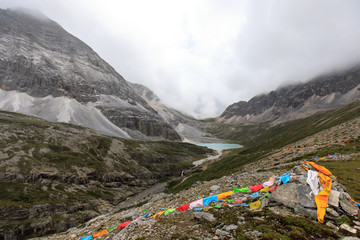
[219,65,360,124]
[0,8,179,141]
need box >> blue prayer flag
[277,173,291,184]
[79,235,93,240]
[249,191,259,198]
[203,195,218,206]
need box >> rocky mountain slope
[129,82,220,143]
[0,8,179,140]
[0,110,212,240]
[220,65,360,124]
[33,109,360,240]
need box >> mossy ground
[205,207,340,240]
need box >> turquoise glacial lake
[195,143,242,150]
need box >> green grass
[321,157,360,201]
[203,208,339,240]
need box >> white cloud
[1,0,360,118]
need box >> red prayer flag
[176,203,189,211]
[233,199,243,204]
[249,183,263,192]
[268,185,277,192]
[117,221,132,229]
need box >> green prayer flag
[214,205,222,208]
[234,187,248,193]
[227,199,235,203]
[164,208,176,215]
[142,208,149,212]
[107,226,116,232]
[259,192,270,200]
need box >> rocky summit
[220,65,360,124]
[0,8,179,141]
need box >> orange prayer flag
[152,210,166,219]
[303,161,332,176]
[218,191,234,200]
[93,229,108,237]
[315,173,332,223]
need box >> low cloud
[1,0,360,118]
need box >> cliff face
[220,66,360,124]
[0,8,180,140]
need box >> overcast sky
[1,0,360,118]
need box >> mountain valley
[0,7,359,240]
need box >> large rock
[339,192,359,216]
[340,223,357,234]
[296,184,316,208]
[271,182,300,208]
[294,204,317,220]
[193,212,216,222]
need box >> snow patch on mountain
[0,89,130,138]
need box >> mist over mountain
[219,65,360,124]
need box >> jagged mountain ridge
[220,65,360,124]
[0,8,180,140]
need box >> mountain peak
[0,8,180,140]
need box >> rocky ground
[32,117,360,240]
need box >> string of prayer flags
[234,187,248,193]
[249,184,263,192]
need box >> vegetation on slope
[168,101,360,194]
[0,110,212,239]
